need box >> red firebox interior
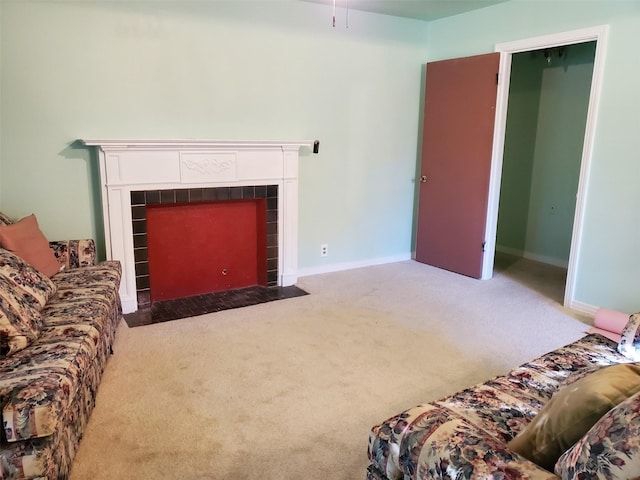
[146,200,267,302]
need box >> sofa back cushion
[0,249,57,356]
[0,212,13,227]
[555,389,640,479]
[508,363,640,472]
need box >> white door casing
[483,25,608,315]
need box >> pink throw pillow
[0,214,61,277]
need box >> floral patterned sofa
[368,315,640,480]
[0,213,122,479]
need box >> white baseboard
[496,245,568,268]
[297,251,600,319]
[121,297,137,315]
[496,245,524,257]
[496,246,599,316]
[297,253,412,278]
[569,299,598,317]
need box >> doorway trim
[482,25,609,313]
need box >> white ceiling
[301,0,510,22]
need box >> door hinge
[496,73,499,84]
[482,241,486,252]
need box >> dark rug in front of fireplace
[124,285,308,327]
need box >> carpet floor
[69,257,592,480]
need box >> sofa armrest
[403,413,557,479]
[369,404,557,480]
[50,239,96,269]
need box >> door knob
[420,175,428,183]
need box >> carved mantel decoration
[81,139,312,314]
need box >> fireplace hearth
[124,284,308,327]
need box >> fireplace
[81,140,311,314]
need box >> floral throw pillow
[508,363,640,472]
[0,249,56,308]
[618,313,640,361]
[0,249,56,356]
[555,390,640,479]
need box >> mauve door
[415,52,500,278]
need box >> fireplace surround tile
[188,188,203,202]
[176,189,189,203]
[131,191,145,204]
[132,220,146,235]
[146,190,161,204]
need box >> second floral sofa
[368,313,640,480]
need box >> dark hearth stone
[124,285,308,328]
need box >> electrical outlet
[320,244,328,257]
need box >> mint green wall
[0,0,3,207]
[526,42,594,265]
[497,42,595,267]
[0,1,428,270]
[2,1,638,312]
[428,0,640,312]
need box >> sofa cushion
[0,322,102,442]
[0,214,62,278]
[555,390,640,479]
[0,249,57,357]
[434,383,538,443]
[0,261,121,442]
[508,363,640,472]
[47,261,122,322]
[618,312,640,361]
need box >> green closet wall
[497,42,596,267]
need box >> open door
[415,52,500,278]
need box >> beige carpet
[69,257,592,480]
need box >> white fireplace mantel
[81,139,312,314]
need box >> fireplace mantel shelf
[82,139,309,314]
[81,139,313,151]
